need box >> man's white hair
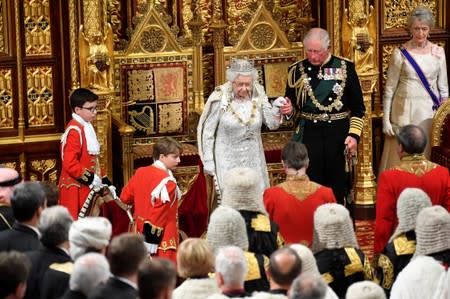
[215,246,248,288]
[69,252,110,295]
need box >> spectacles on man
[80,106,97,113]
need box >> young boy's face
[74,100,98,122]
[159,152,181,170]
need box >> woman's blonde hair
[176,238,215,278]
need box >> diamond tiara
[229,58,255,73]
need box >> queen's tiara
[229,58,255,73]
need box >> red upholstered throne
[430,99,450,170]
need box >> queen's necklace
[227,100,257,126]
[299,60,347,112]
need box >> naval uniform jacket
[285,56,365,203]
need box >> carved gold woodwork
[0,0,8,54]
[79,24,115,92]
[92,93,113,178]
[23,0,52,56]
[0,68,13,129]
[29,158,57,182]
[355,74,378,205]
[340,0,378,207]
[26,66,54,127]
[69,0,79,89]
[106,0,123,46]
[225,0,313,46]
[383,0,438,30]
[342,1,376,74]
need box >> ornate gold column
[188,0,204,112]
[210,0,227,86]
[79,0,115,178]
[341,0,378,258]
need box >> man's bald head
[0,166,22,204]
[268,247,302,288]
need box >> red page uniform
[121,161,181,264]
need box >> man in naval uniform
[284,27,365,205]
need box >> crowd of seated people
[0,122,449,299]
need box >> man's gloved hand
[144,241,159,255]
[89,174,103,191]
[203,161,215,176]
[108,185,118,199]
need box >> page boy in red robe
[120,137,183,264]
[59,88,106,219]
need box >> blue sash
[399,46,442,111]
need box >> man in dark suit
[0,182,46,252]
[88,233,147,299]
[24,206,73,299]
[60,253,110,299]
[0,251,31,299]
[0,166,22,231]
[40,216,112,299]
[138,258,177,299]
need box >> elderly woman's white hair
[225,58,258,82]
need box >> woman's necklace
[227,100,257,126]
[410,40,428,49]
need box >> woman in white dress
[198,58,291,195]
[380,6,448,172]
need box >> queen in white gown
[198,58,287,195]
[380,6,448,172]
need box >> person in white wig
[390,206,450,299]
[375,188,432,296]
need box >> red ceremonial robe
[374,154,450,254]
[263,174,336,246]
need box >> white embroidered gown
[198,81,280,194]
[380,45,448,172]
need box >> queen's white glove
[144,241,159,254]
[203,161,215,176]
[273,97,287,107]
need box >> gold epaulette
[49,262,73,275]
[288,58,307,68]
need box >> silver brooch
[332,83,343,95]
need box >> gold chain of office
[227,100,257,126]
[299,60,347,112]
